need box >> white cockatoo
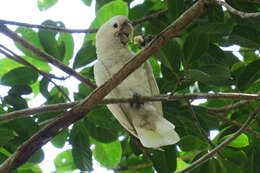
[94,16,180,148]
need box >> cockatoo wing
[143,61,163,115]
[94,60,137,137]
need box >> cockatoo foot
[130,92,144,109]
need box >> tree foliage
[0,0,260,172]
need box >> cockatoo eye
[113,23,118,28]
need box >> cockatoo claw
[130,92,144,109]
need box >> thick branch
[0,1,208,172]
[176,107,260,173]
[0,45,70,101]
[0,93,259,122]
[215,0,260,18]
[0,24,97,89]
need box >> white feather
[94,16,180,148]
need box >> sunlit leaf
[37,0,58,11]
[93,139,122,168]
[85,0,128,41]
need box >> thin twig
[206,100,251,112]
[0,19,97,33]
[176,107,260,173]
[215,0,260,18]
[0,24,97,89]
[113,162,152,171]
[238,0,260,3]
[0,9,167,34]
[0,45,71,101]
[132,9,168,25]
[187,101,216,148]
[0,93,259,122]
[208,111,260,138]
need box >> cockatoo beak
[118,21,133,45]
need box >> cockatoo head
[96,16,133,53]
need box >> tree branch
[176,107,260,173]
[0,24,97,89]
[132,9,168,25]
[0,45,71,101]
[0,9,167,34]
[206,100,251,112]
[215,0,260,18]
[113,162,152,171]
[187,101,217,149]
[0,102,77,122]
[208,111,260,138]
[0,93,259,122]
[0,1,210,171]
[0,19,98,33]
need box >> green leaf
[176,158,189,171]
[74,83,93,100]
[37,0,58,11]
[80,66,95,81]
[85,0,128,41]
[8,85,32,96]
[167,0,184,21]
[237,59,260,91]
[15,27,44,59]
[28,149,44,164]
[84,106,119,143]
[51,129,69,148]
[219,159,243,173]
[207,6,224,22]
[0,67,38,86]
[3,95,28,110]
[225,25,260,48]
[119,155,154,173]
[38,20,62,60]
[183,31,209,66]
[59,32,74,65]
[151,145,177,173]
[54,149,76,173]
[93,139,122,168]
[221,148,247,165]
[155,40,181,74]
[149,57,161,78]
[0,129,17,146]
[5,118,39,138]
[17,163,43,173]
[223,133,249,148]
[178,135,208,152]
[200,44,227,66]
[39,77,50,98]
[82,0,92,6]
[129,1,153,21]
[73,41,96,68]
[47,86,68,104]
[190,158,222,173]
[194,23,233,43]
[69,123,92,171]
[185,64,232,86]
